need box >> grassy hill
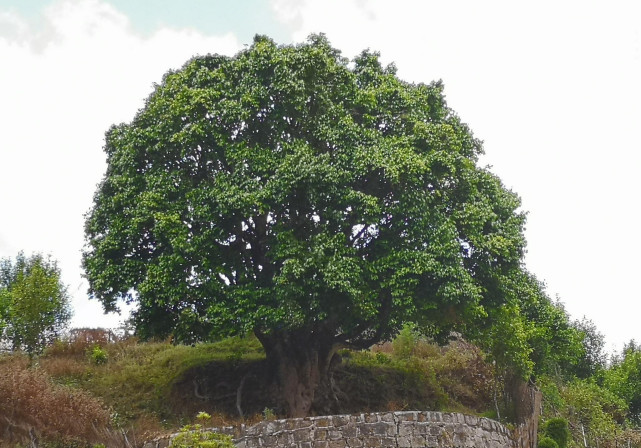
[0,327,498,447]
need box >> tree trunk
[257,329,340,418]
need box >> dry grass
[38,355,90,379]
[0,355,122,447]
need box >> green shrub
[392,323,420,360]
[169,425,235,448]
[262,407,276,421]
[544,417,570,448]
[538,436,559,448]
[375,352,392,365]
[89,345,108,365]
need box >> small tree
[604,346,641,424]
[570,317,606,378]
[0,253,72,356]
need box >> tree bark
[256,329,340,418]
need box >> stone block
[398,436,413,448]
[453,432,468,447]
[380,412,395,422]
[364,413,379,423]
[261,433,277,445]
[414,422,431,435]
[243,438,261,448]
[396,411,418,422]
[313,428,329,440]
[464,415,479,427]
[454,423,468,435]
[328,429,343,440]
[276,432,292,445]
[360,422,394,437]
[328,440,348,448]
[244,424,261,436]
[286,418,302,430]
[380,437,397,447]
[342,423,358,438]
[426,435,439,447]
[293,428,312,442]
[360,437,382,447]
[315,417,332,428]
[334,415,351,427]
[398,422,414,437]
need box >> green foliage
[481,301,534,379]
[89,345,108,365]
[83,34,529,357]
[570,317,606,378]
[392,322,421,360]
[603,345,641,424]
[347,335,495,413]
[564,380,624,441]
[538,375,627,446]
[196,411,212,422]
[543,418,569,448]
[169,424,235,448]
[262,407,276,421]
[471,269,588,381]
[0,252,71,355]
[538,436,559,448]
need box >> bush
[89,345,108,365]
[392,323,420,360]
[0,356,115,446]
[544,417,570,448]
[538,436,559,448]
[169,425,235,448]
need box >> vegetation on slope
[0,327,499,447]
[3,324,641,448]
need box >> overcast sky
[1,0,639,352]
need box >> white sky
[1,0,640,352]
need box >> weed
[262,408,276,421]
[89,345,108,365]
[196,411,212,423]
[170,423,235,448]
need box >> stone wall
[144,411,517,448]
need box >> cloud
[0,0,242,328]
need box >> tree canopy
[84,35,532,416]
[0,252,71,355]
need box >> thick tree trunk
[257,329,340,418]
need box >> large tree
[83,35,528,416]
[0,252,71,356]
